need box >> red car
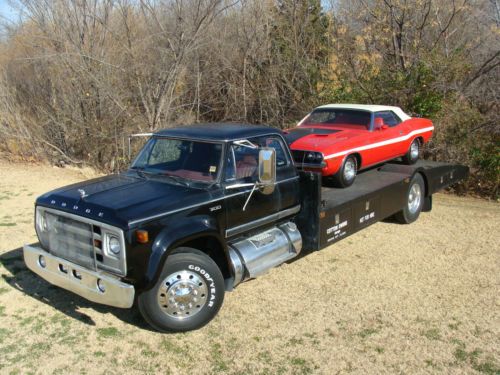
[285,104,434,187]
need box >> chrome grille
[36,207,126,276]
[46,212,96,270]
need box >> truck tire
[332,155,357,188]
[402,138,420,165]
[138,248,225,332]
[394,173,425,224]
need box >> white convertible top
[315,104,412,121]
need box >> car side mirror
[381,124,389,130]
[258,148,276,195]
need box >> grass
[141,348,159,358]
[161,339,189,356]
[210,343,229,372]
[287,337,304,346]
[0,327,9,344]
[358,328,379,339]
[96,327,120,338]
[422,328,441,340]
[0,223,16,227]
[290,357,314,374]
[0,165,498,375]
[424,359,440,369]
[452,343,500,374]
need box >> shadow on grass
[0,245,155,332]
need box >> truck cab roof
[154,123,283,142]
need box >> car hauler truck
[23,124,468,332]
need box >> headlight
[36,208,46,232]
[305,152,323,163]
[35,207,51,249]
[108,236,121,255]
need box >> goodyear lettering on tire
[188,265,216,307]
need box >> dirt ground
[0,161,498,375]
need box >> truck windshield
[131,137,223,183]
[302,109,371,130]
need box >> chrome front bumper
[23,245,135,308]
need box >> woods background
[0,0,498,198]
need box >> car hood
[36,173,220,229]
[284,126,364,152]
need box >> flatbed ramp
[296,160,468,252]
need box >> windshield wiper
[162,173,191,187]
[130,167,148,179]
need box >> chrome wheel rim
[408,183,422,214]
[157,271,208,319]
[343,158,356,181]
[410,141,419,160]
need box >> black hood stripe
[284,127,341,144]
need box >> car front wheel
[333,155,357,188]
[138,248,225,332]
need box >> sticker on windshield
[209,166,217,173]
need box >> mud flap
[423,195,432,212]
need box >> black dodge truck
[23,123,467,332]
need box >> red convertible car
[285,104,434,187]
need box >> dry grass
[0,161,498,374]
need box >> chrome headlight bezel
[35,206,50,249]
[107,235,122,255]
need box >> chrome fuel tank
[228,222,302,286]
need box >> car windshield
[130,137,223,183]
[302,109,371,130]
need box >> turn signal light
[136,230,149,244]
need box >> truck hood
[36,173,220,229]
[284,126,364,152]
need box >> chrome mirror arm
[242,183,259,211]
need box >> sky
[0,0,333,23]
[0,0,19,23]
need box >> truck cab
[24,124,305,332]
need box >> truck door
[223,135,299,238]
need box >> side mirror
[258,148,276,195]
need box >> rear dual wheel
[394,173,425,224]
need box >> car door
[366,111,406,164]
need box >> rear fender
[144,216,225,290]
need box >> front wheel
[402,138,420,164]
[394,173,425,224]
[138,248,225,332]
[332,155,357,188]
